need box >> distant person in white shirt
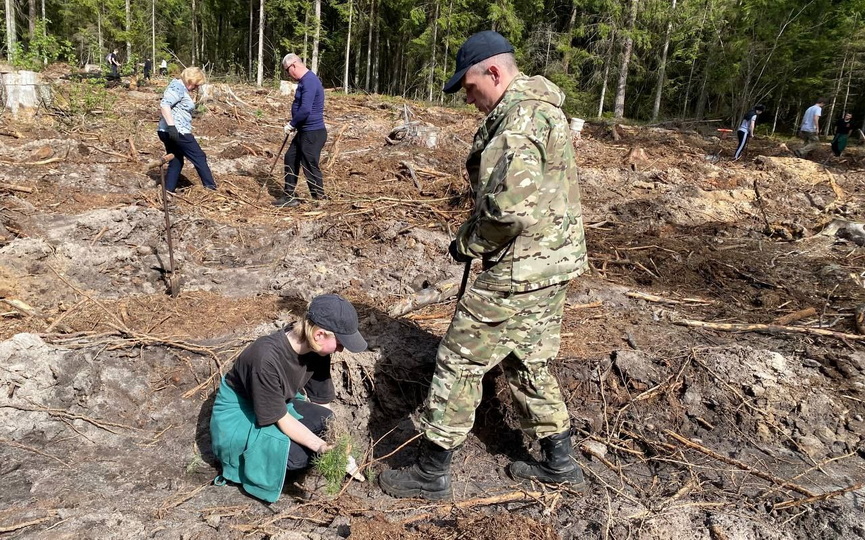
[795,98,825,158]
[160,59,168,76]
[733,104,765,161]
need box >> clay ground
[0,74,864,540]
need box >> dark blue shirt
[290,71,326,132]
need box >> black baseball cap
[443,31,515,94]
[307,294,367,353]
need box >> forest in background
[3,0,865,132]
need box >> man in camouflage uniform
[379,30,589,500]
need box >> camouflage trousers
[421,282,571,450]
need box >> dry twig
[664,430,817,497]
[675,317,865,342]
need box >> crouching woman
[210,294,367,502]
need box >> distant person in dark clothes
[832,112,854,157]
[210,294,367,503]
[733,104,765,161]
[273,53,328,208]
[156,67,217,192]
[143,58,152,81]
[107,49,121,77]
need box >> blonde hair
[292,319,334,353]
[180,66,206,88]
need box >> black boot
[509,431,586,488]
[379,438,454,500]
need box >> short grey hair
[282,53,300,69]
[467,53,518,77]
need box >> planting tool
[457,260,471,301]
[157,153,181,297]
[257,132,291,201]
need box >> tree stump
[1,70,51,118]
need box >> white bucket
[570,117,585,132]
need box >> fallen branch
[399,161,424,194]
[0,182,34,193]
[400,490,548,524]
[82,144,134,161]
[772,482,864,511]
[0,403,142,434]
[0,438,71,468]
[626,291,712,305]
[127,137,140,162]
[674,317,865,342]
[155,481,210,519]
[772,307,817,326]
[0,514,58,534]
[325,124,349,169]
[1,298,45,319]
[44,298,89,333]
[664,430,816,497]
[568,301,604,310]
[0,156,64,166]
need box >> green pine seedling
[313,434,355,495]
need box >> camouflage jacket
[454,74,588,292]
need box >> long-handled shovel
[257,132,290,201]
[157,153,181,297]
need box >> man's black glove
[167,125,181,144]
[449,240,472,263]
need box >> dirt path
[0,78,863,539]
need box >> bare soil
[0,75,863,540]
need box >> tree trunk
[248,0,254,78]
[825,52,846,135]
[694,62,709,120]
[343,0,353,92]
[28,0,35,39]
[256,0,264,86]
[843,53,854,114]
[651,0,676,122]
[97,5,103,59]
[441,0,453,102]
[365,0,375,92]
[427,0,439,101]
[302,6,308,62]
[311,0,320,73]
[5,0,16,62]
[562,2,577,75]
[192,0,198,65]
[613,0,638,119]
[771,91,782,135]
[373,11,380,93]
[597,40,612,118]
[125,0,131,61]
[681,0,710,118]
[152,0,156,69]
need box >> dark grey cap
[443,31,515,94]
[307,294,367,353]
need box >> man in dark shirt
[273,53,328,208]
[107,49,121,78]
[143,58,152,81]
[832,112,854,157]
